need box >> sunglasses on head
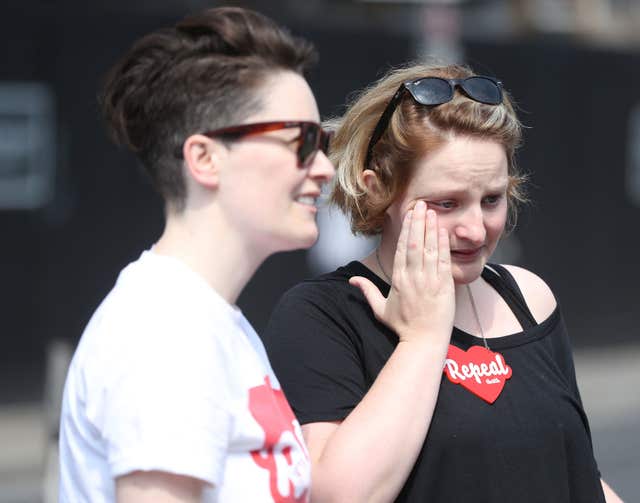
[178,121,331,168]
[365,75,504,168]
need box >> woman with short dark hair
[58,7,333,502]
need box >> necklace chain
[466,284,489,349]
[375,247,392,284]
[376,247,489,350]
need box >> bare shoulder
[500,264,557,323]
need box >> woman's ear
[181,134,225,189]
[361,168,383,197]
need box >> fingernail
[415,200,426,210]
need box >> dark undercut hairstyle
[101,7,317,211]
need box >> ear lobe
[182,134,224,189]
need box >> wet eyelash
[485,194,505,203]
[429,200,456,209]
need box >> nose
[308,150,335,182]
[454,206,486,245]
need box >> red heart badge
[443,344,512,404]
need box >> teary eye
[483,194,503,205]
[433,200,456,209]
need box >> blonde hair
[326,62,526,235]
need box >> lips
[451,247,483,262]
[293,193,320,215]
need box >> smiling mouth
[295,195,318,206]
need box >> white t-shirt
[59,250,310,502]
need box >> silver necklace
[375,247,392,283]
[466,284,489,349]
[376,246,489,350]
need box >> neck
[361,232,396,284]
[366,231,496,338]
[154,206,267,305]
[368,232,483,302]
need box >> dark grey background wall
[1,2,638,405]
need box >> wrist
[396,334,450,353]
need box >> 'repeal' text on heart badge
[443,344,513,404]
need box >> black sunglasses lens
[462,77,502,105]
[297,124,320,166]
[410,78,453,106]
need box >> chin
[451,261,485,285]
[297,232,319,250]
[300,221,320,247]
[278,226,319,252]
